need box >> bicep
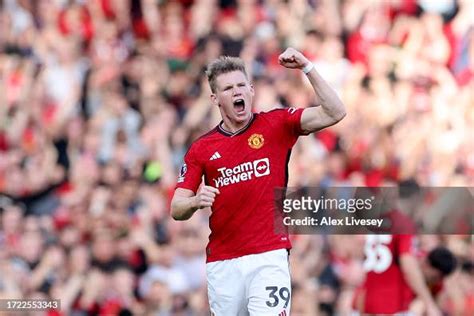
[399,253,416,265]
[400,253,423,278]
[300,107,341,133]
[399,253,417,279]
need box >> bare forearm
[305,67,346,121]
[171,195,198,220]
[171,186,219,220]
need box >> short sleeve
[267,107,309,147]
[398,235,417,256]
[284,107,309,137]
[175,144,203,193]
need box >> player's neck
[221,116,252,134]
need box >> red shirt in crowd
[362,234,417,313]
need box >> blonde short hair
[205,56,248,93]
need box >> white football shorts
[207,248,291,316]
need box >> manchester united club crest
[248,133,264,149]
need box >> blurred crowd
[0,0,473,315]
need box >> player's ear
[210,93,219,107]
[250,84,255,96]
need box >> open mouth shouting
[233,98,246,114]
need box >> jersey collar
[217,113,256,137]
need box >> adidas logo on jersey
[213,158,270,188]
[209,152,221,160]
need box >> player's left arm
[278,47,346,133]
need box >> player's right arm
[171,186,220,220]
[172,143,220,221]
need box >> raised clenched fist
[278,47,311,70]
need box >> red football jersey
[362,234,417,314]
[176,108,308,262]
